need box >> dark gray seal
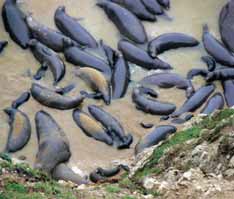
[206,68,234,82]
[222,80,234,107]
[141,0,164,15]
[157,0,170,10]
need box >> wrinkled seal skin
[29,39,65,84]
[132,87,176,115]
[73,109,113,145]
[202,24,234,67]
[26,15,74,52]
[222,80,234,107]
[64,46,112,78]
[201,56,216,72]
[171,84,215,117]
[141,0,164,15]
[157,0,170,10]
[4,108,31,153]
[206,68,234,82]
[187,69,208,80]
[97,1,147,44]
[2,0,31,49]
[135,125,176,154]
[0,41,8,53]
[110,0,156,22]
[148,33,199,57]
[35,111,71,174]
[219,1,234,53]
[52,163,88,185]
[200,92,224,115]
[141,72,189,89]
[88,105,133,149]
[118,40,172,70]
[54,6,97,48]
[76,67,111,105]
[31,83,84,110]
[111,56,130,99]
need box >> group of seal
[1,0,234,186]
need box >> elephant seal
[171,84,215,117]
[111,55,130,99]
[2,0,31,49]
[100,40,118,68]
[206,68,234,82]
[31,83,84,110]
[201,56,216,72]
[0,41,8,53]
[157,0,170,10]
[132,86,176,115]
[52,163,88,185]
[118,40,172,70]
[97,1,147,44]
[28,39,65,84]
[73,109,113,145]
[202,24,234,67]
[109,0,156,22]
[35,110,71,174]
[4,108,31,153]
[141,0,164,15]
[222,80,234,107]
[11,92,30,109]
[187,69,208,80]
[76,67,111,105]
[141,72,189,89]
[200,92,224,115]
[135,125,176,154]
[54,6,97,48]
[88,105,133,149]
[219,1,234,53]
[26,15,75,52]
[64,46,112,78]
[148,33,199,57]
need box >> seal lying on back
[35,110,71,174]
[200,92,224,115]
[88,105,133,149]
[31,83,84,110]
[118,40,172,70]
[135,125,176,154]
[54,6,97,48]
[222,80,234,107]
[28,39,65,84]
[206,68,234,82]
[132,86,176,115]
[26,15,75,52]
[73,109,113,145]
[141,72,189,89]
[148,33,199,57]
[171,84,215,117]
[2,0,31,49]
[97,1,147,44]
[109,0,156,22]
[202,24,234,67]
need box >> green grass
[105,185,121,193]
[122,196,136,199]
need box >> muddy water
[0,0,226,173]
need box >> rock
[229,156,234,167]
[143,177,156,189]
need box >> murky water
[0,0,226,174]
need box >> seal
[141,72,189,89]
[73,109,113,145]
[187,69,208,80]
[2,0,31,49]
[111,55,130,99]
[97,1,147,44]
[0,41,8,53]
[206,68,234,82]
[88,105,133,149]
[148,33,199,57]
[202,24,234,67]
[52,163,88,185]
[141,0,164,15]
[132,86,176,115]
[26,15,75,52]
[31,83,84,110]
[135,125,176,154]
[200,92,224,115]
[64,46,112,78]
[100,40,118,68]
[28,39,65,84]
[118,40,172,70]
[222,80,234,107]
[76,67,111,105]
[157,0,170,10]
[171,84,215,117]
[110,0,156,22]
[54,6,98,48]
[201,56,216,72]
[11,91,31,109]
[34,110,71,174]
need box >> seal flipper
[33,64,48,80]
[0,41,8,53]
[55,84,76,95]
[11,92,31,109]
[117,134,133,149]
[80,90,103,99]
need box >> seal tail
[203,24,209,33]
[11,92,31,109]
